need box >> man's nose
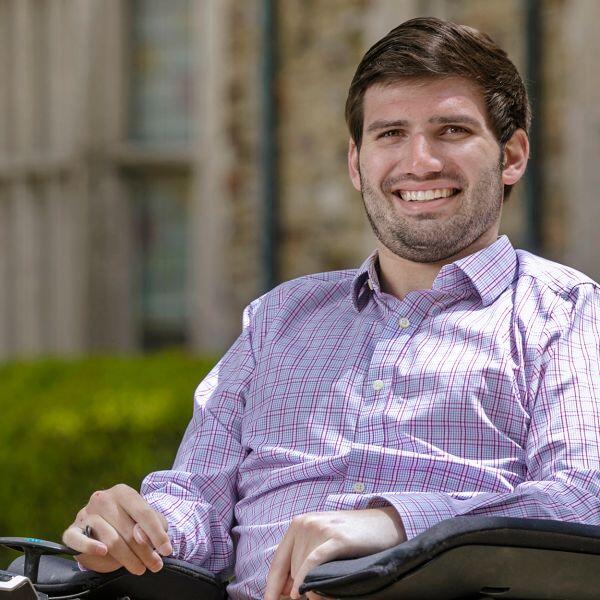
[403,134,443,177]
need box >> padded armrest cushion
[301,516,600,599]
[9,554,226,600]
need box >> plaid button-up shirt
[142,235,600,599]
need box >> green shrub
[0,352,216,567]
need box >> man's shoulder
[266,268,358,305]
[277,268,359,289]
[516,249,600,300]
[247,268,359,322]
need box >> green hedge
[0,352,216,566]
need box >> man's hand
[264,507,406,600]
[62,483,173,576]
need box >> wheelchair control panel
[0,570,45,600]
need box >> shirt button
[398,317,410,329]
[352,481,366,493]
[372,379,384,391]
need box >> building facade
[0,0,597,358]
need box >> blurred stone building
[0,0,597,358]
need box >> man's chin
[383,238,470,264]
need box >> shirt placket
[343,293,432,496]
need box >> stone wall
[277,0,372,281]
[223,0,264,311]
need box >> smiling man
[64,17,600,600]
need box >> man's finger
[63,525,108,556]
[264,529,295,600]
[291,538,340,599]
[112,485,172,556]
[131,523,165,571]
[133,523,150,546]
[82,514,147,576]
[282,574,294,597]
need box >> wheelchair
[2,516,600,599]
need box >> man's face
[349,77,521,263]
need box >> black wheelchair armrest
[7,555,226,600]
[301,516,600,600]
[2,538,226,600]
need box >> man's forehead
[362,76,488,124]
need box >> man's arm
[63,302,257,575]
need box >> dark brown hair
[346,17,531,151]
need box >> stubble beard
[359,162,505,263]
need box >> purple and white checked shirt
[142,235,600,599]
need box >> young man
[63,17,600,600]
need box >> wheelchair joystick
[0,537,76,584]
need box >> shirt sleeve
[342,284,600,540]
[140,303,257,573]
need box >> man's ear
[348,138,362,192]
[501,128,529,187]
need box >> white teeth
[398,188,456,202]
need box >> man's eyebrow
[365,119,409,134]
[428,115,482,128]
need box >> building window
[126,0,193,348]
[129,0,193,145]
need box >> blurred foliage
[0,352,216,567]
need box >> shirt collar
[351,236,517,311]
[442,235,517,306]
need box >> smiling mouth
[393,188,461,202]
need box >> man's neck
[376,232,499,300]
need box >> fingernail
[133,527,145,545]
[157,542,172,556]
[150,551,163,572]
[96,543,108,555]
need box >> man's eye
[380,129,402,138]
[443,125,469,136]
